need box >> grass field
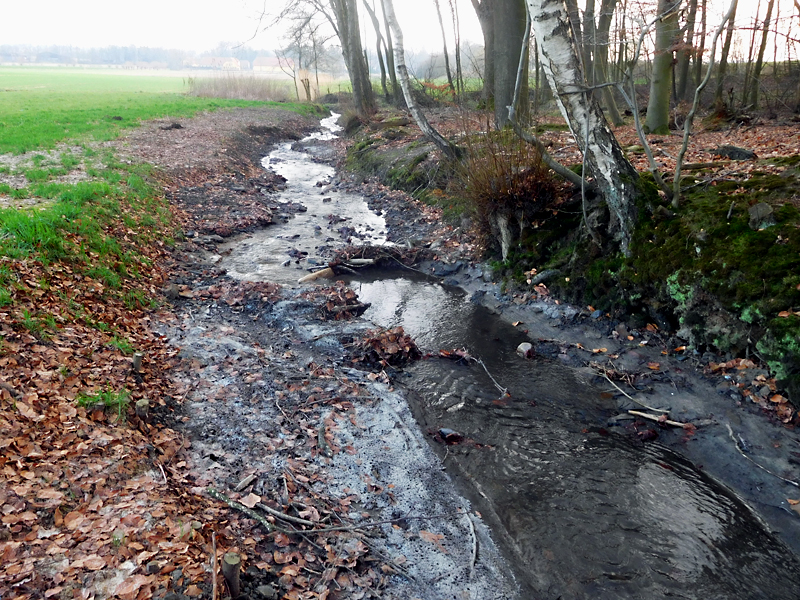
[0,67,316,154]
[0,67,316,311]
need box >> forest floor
[2,104,800,600]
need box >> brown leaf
[63,511,85,530]
[240,493,260,509]
[647,362,661,371]
[419,530,448,553]
[115,574,151,598]
[184,584,203,596]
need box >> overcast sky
[3,0,785,58]
[3,0,484,53]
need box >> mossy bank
[344,124,800,406]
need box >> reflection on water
[351,271,800,599]
[218,113,387,286]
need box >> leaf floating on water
[592,348,607,354]
[647,362,661,371]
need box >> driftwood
[298,267,335,283]
[628,409,692,428]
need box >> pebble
[516,342,535,358]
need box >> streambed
[217,116,800,599]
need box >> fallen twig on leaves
[207,487,275,532]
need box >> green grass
[76,388,131,422]
[0,67,317,154]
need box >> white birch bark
[525,0,639,255]
[382,0,461,161]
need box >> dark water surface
[351,272,800,599]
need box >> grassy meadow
[0,67,311,314]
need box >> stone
[748,202,776,230]
[714,145,757,160]
[516,342,535,358]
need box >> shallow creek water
[220,118,800,599]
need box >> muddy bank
[152,112,518,599]
[150,108,800,599]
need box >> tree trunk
[525,0,640,256]
[713,0,737,106]
[676,0,698,101]
[450,0,465,97]
[582,0,596,84]
[434,0,457,95]
[644,0,681,134]
[331,0,376,117]
[595,0,624,125]
[692,0,706,90]
[471,0,496,103]
[362,0,390,100]
[379,0,401,104]
[748,0,776,109]
[382,0,461,160]
[494,0,528,129]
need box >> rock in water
[516,342,535,358]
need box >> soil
[25,104,795,599]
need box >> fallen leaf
[770,394,788,404]
[778,311,792,318]
[115,574,150,598]
[63,511,85,530]
[512,321,522,327]
[240,493,261,509]
[647,362,661,371]
[184,584,203,596]
[419,530,448,553]
[591,348,607,354]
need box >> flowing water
[221,117,800,599]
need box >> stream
[219,116,800,599]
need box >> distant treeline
[0,44,275,69]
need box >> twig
[601,373,667,413]
[726,424,800,487]
[257,502,316,527]
[211,532,217,600]
[207,488,275,532]
[471,357,508,396]
[628,409,691,428]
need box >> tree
[524,0,641,255]
[329,0,375,116]
[748,0,776,109]
[287,0,376,116]
[713,0,737,106]
[470,0,496,104]
[382,0,461,160]
[493,0,529,128]
[644,0,681,134]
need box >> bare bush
[186,74,294,102]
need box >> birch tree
[525,0,641,255]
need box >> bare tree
[748,0,776,108]
[382,0,461,160]
[644,0,681,134]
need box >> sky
[2,0,484,54]
[2,0,792,60]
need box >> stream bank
[133,107,800,599]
